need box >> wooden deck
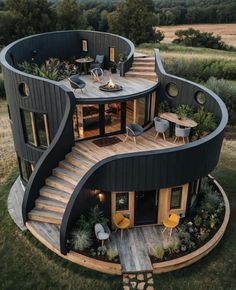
[75,127,178,162]
[7,177,26,231]
[61,70,157,99]
[106,225,179,273]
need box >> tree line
[0,0,235,47]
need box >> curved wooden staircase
[28,149,96,225]
[125,57,157,81]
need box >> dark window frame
[170,187,183,209]
[18,156,33,182]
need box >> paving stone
[137,274,144,281]
[130,281,137,288]
[146,286,154,290]
[123,277,129,284]
[123,286,130,290]
[148,278,154,285]
[147,273,152,279]
[137,282,145,289]
[129,274,136,279]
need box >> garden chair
[123,123,144,144]
[90,55,105,70]
[90,67,104,82]
[154,117,169,141]
[94,223,110,247]
[162,213,180,238]
[68,74,86,93]
[174,125,191,144]
[113,213,130,240]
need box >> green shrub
[70,228,92,252]
[204,77,236,125]
[193,108,217,139]
[174,104,194,119]
[106,248,118,261]
[163,58,236,82]
[0,74,6,99]
[149,244,165,260]
[166,240,180,254]
[88,205,109,228]
[158,101,171,114]
[173,28,226,50]
[193,215,202,227]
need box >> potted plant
[193,108,216,139]
[110,62,117,74]
[174,104,194,120]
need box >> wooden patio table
[75,57,94,75]
[159,112,198,137]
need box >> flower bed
[149,177,225,263]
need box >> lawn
[0,138,235,290]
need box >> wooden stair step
[132,62,155,67]
[59,160,85,176]
[40,186,71,203]
[73,146,100,163]
[53,167,80,186]
[35,196,66,213]
[129,67,155,72]
[134,57,155,62]
[46,176,75,194]
[28,209,63,225]
[66,152,94,169]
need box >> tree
[56,0,85,30]
[0,11,20,45]
[5,0,55,38]
[108,0,156,45]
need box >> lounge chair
[94,223,110,247]
[162,213,180,237]
[124,123,144,144]
[68,74,86,93]
[90,55,105,70]
[113,213,130,240]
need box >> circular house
[1,31,229,283]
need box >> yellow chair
[113,213,130,240]
[162,213,180,237]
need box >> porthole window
[195,91,206,105]
[166,83,178,98]
[19,83,30,97]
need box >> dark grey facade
[0,31,228,255]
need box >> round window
[166,83,178,98]
[19,83,30,97]
[195,91,206,105]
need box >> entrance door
[134,191,157,226]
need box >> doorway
[134,190,157,226]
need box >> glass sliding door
[73,104,100,140]
[104,103,122,134]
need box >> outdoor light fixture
[31,50,37,62]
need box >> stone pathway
[123,272,154,290]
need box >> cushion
[97,232,109,240]
[95,55,104,64]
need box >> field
[157,23,236,47]
[0,97,236,289]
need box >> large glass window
[21,109,50,148]
[74,104,100,140]
[116,192,129,211]
[170,187,182,209]
[105,103,121,134]
[18,156,33,182]
[22,110,35,145]
[34,113,50,147]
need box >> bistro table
[75,57,94,75]
[159,112,198,138]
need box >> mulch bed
[93,136,122,147]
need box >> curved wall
[60,50,228,254]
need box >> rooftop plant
[18,58,77,81]
[174,104,194,119]
[193,108,217,139]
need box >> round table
[75,57,94,75]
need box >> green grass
[137,43,236,60]
[1,144,236,289]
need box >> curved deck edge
[152,175,230,274]
[25,176,229,276]
[26,221,122,275]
